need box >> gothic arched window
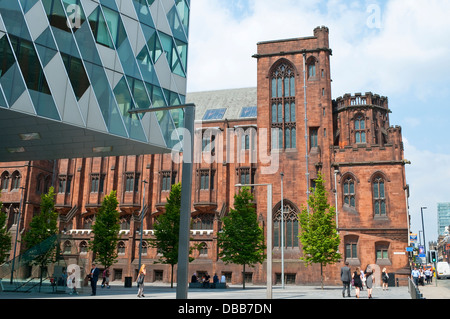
[192,214,214,230]
[373,176,387,217]
[355,115,366,144]
[343,177,356,208]
[273,202,299,248]
[1,171,10,191]
[270,61,296,150]
[11,171,21,190]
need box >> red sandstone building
[1,27,410,286]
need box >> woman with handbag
[137,264,146,298]
[352,267,363,298]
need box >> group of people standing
[411,266,434,286]
[341,262,389,299]
[191,272,225,287]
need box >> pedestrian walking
[352,267,363,298]
[101,267,110,289]
[419,268,425,286]
[67,269,78,295]
[411,267,420,286]
[360,268,366,290]
[366,268,375,299]
[340,261,352,298]
[88,263,100,296]
[381,268,389,291]
[137,264,146,298]
[425,268,432,284]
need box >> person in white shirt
[411,267,420,286]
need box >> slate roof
[186,87,257,122]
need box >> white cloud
[404,138,450,243]
[188,0,450,98]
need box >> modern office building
[438,203,450,237]
[0,0,191,283]
[1,25,411,286]
[0,0,189,161]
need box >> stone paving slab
[0,283,412,300]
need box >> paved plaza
[3,282,448,318]
[0,282,412,299]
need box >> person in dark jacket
[88,263,100,296]
[340,261,352,297]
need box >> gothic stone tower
[253,26,409,283]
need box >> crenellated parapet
[334,92,389,112]
[332,92,394,149]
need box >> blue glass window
[61,53,90,100]
[88,6,114,49]
[240,106,257,118]
[203,108,226,121]
[0,35,15,79]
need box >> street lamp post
[334,169,339,231]
[280,172,284,289]
[129,103,195,299]
[421,206,427,256]
[235,183,273,299]
[10,186,25,284]
[138,180,148,272]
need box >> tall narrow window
[270,61,296,150]
[1,172,10,191]
[161,170,177,191]
[373,176,386,217]
[343,177,356,208]
[307,57,317,79]
[199,169,214,190]
[355,115,366,144]
[344,236,359,261]
[310,128,318,148]
[11,171,21,190]
[273,202,299,248]
[125,172,140,192]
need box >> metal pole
[10,187,25,284]
[421,207,427,256]
[138,180,148,272]
[303,53,310,210]
[334,170,339,230]
[280,172,284,289]
[176,104,195,299]
[128,103,195,299]
[266,184,273,299]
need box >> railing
[0,235,61,285]
[408,278,426,299]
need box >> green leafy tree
[0,194,12,264]
[89,190,121,269]
[218,187,266,289]
[298,172,341,289]
[150,183,194,288]
[22,187,59,283]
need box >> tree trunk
[243,264,246,289]
[171,264,174,288]
[320,263,324,290]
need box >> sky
[185,0,450,245]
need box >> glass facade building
[438,203,450,236]
[0,0,189,161]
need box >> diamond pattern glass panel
[0,0,190,150]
